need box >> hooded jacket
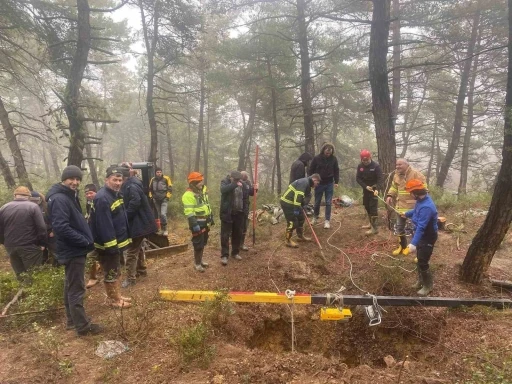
[121,176,157,238]
[46,183,94,260]
[289,152,313,184]
[308,143,339,185]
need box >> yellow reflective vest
[182,185,212,229]
[386,166,427,213]
[280,177,311,207]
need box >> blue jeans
[313,182,334,221]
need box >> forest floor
[1,201,512,384]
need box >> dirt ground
[1,202,512,384]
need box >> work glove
[407,244,417,254]
[366,186,374,192]
[293,209,300,216]
[373,190,379,196]
[192,225,201,233]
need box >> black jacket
[289,152,313,184]
[241,179,254,214]
[356,160,384,193]
[46,183,94,261]
[121,176,158,238]
[90,186,131,254]
[0,199,47,248]
[308,143,340,185]
[220,176,243,222]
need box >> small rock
[383,355,396,368]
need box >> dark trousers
[6,245,43,280]
[281,203,305,232]
[60,256,89,332]
[362,191,378,217]
[417,235,437,272]
[240,212,249,245]
[97,250,121,282]
[220,212,244,258]
[192,229,209,251]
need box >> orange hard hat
[188,171,204,184]
[405,179,425,193]
[360,149,371,159]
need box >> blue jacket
[90,186,131,254]
[405,194,438,246]
[46,183,94,261]
[121,177,157,238]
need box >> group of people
[281,144,438,296]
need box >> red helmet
[405,179,425,193]
[360,149,371,159]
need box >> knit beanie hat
[61,165,83,181]
[84,184,97,193]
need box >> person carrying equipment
[356,149,383,236]
[385,158,426,256]
[183,172,213,272]
[403,179,438,296]
[280,174,321,247]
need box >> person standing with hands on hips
[308,143,339,229]
[402,179,438,296]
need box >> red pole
[252,145,259,246]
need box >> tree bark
[0,97,32,189]
[65,0,91,167]
[458,32,481,195]
[195,71,206,172]
[461,0,512,284]
[237,91,258,171]
[203,97,210,185]
[391,0,400,118]
[165,115,175,180]
[85,140,99,187]
[426,115,437,186]
[139,0,159,164]
[296,0,315,156]
[267,59,282,194]
[0,148,16,188]
[437,9,480,188]
[369,0,396,175]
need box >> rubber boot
[285,230,298,248]
[104,281,132,308]
[361,215,371,229]
[392,236,404,256]
[194,249,205,272]
[401,235,410,256]
[296,227,311,241]
[162,224,168,237]
[365,217,379,236]
[411,268,423,290]
[417,269,433,296]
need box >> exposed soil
[1,202,512,384]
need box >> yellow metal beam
[160,290,313,304]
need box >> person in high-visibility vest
[182,172,213,272]
[385,158,426,256]
[280,174,321,247]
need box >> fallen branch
[1,288,23,316]
[0,306,65,318]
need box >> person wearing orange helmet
[182,172,213,272]
[402,179,438,296]
[385,158,426,255]
[356,149,383,235]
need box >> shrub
[19,265,65,312]
[176,322,215,366]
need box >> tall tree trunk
[437,9,480,187]
[458,33,481,195]
[296,0,315,155]
[391,0,400,118]
[237,91,258,171]
[195,71,206,171]
[187,104,192,174]
[165,114,175,180]
[461,0,512,284]
[267,60,282,194]
[65,0,91,167]
[0,149,16,188]
[0,97,32,189]
[426,115,437,186]
[139,0,159,164]
[85,142,99,187]
[42,146,50,179]
[203,97,210,185]
[369,0,396,175]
